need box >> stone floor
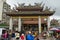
[39,37,56,40]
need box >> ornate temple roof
[6,3,55,16]
[16,3,43,11]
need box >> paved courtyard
[39,37,56,40]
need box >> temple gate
[6,3,55,33]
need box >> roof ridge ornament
[34,2,43,7]
[44,6,51,11]
[28,4,32,6]
[17,3,25,7]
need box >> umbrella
[50,28,59,30]
[56,28,60,32]
[56,30,60,32]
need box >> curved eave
[6,13,54,16]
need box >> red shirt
[20,35,25,40]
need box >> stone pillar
[18,17,21,32]
[38,16,41,33]
[47,17,50,31]
[9,17,13,30]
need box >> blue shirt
[26,34,34,40]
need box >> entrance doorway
[41,23,47,32]
[22,24,38,31]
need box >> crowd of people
[1,29,40,40]
[1,29,60,40]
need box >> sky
[6,0,60,20]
